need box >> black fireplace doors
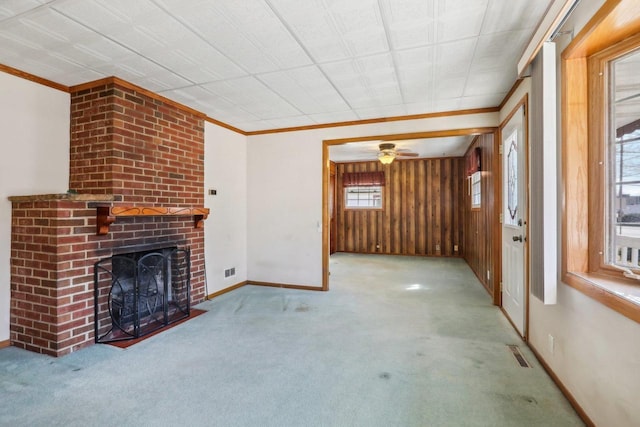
[94,247,191,344]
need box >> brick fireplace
[9,77,208,357]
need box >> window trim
[562,0,640,324]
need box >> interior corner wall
[0,72,70,342]
[246,112,499,287]
[204,121,248,294]
[524,0,640,425]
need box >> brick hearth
[9,78,207,356]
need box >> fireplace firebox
[94,247,191,344]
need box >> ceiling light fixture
[378,151,396,164]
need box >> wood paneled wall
[463,133,498,298]
[335,157,465,256]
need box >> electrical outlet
[548,334,555,355]
[454,244,459,251]
[436,244,440,251]
[487,270,490,280]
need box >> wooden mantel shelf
[96,206,210,235]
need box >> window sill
[564,271,640,323]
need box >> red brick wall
[10,78,207,356]
[70,79,204,206]
[11,200,96,355]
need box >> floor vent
[507,345,531,368]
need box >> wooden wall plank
[433,160,442,254]
[442,159,452,254]
[407,161,416,254]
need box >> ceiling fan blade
[396,152,419,157]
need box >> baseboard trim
[528,343,595,427]
[336,251,464,259]
[248,280,324,291]
[206,281,247,300]
[0,339,10,349]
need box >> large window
[562,2,640,324]
[608,48,640,273]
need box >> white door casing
[502,105,527,337]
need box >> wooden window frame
[562,0,640,324]
[589,38,640,276]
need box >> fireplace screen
[94,247,190,344]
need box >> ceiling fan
[377,143,419,164]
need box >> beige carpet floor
[0,253,583,426]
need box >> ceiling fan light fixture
[378,151,396,164]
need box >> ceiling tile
[274,0,389,60]
[464,70,507,96]
[263,115,317,129]
[202,76,301,120]
[309,110,360,124]
[481,0,550,34]
[356,104,407,119]
[433,77,467,100]
[435,0,488,42]
[210,0,312,69]
[257,66,349,114]
[0,0,47,21]
[471,30,530,74]
[404,101,434,114]
[1,7,92,50]
[160,1,279,74]
[379,0,435,49]
[430,97,462,112]
[395,46,435,103]
[53,0,159,33]
[434,38,476,79]
[458,92,506,109]
[268,0,350,63]
[321,53,401,106]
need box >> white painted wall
[246,112,499,286]
[523,0,640,425]
[0,73,70,342]
[204,121,248,295]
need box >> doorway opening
[322,127,498,294]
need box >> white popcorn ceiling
[0,0,551,157]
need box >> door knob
[512,235,523,242]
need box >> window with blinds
[342,172,385,209]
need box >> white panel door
[502,106,527,337]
